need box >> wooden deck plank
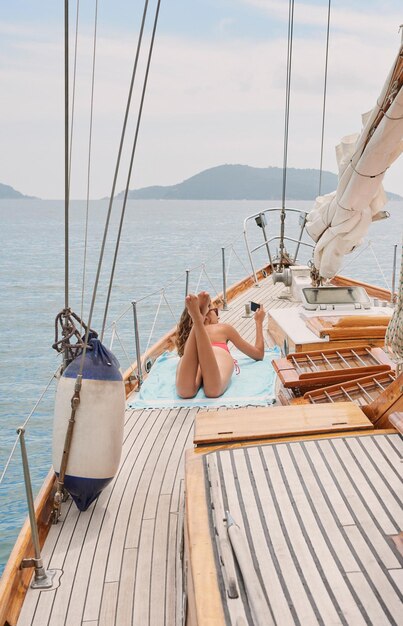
[98,581,118,626]
[347,572,393,625]
[343,437,403,528]
[343,525,402,624]
[358,435,403,488]
[149,495,171,626]
[275,444,369,625]
[82,408,165,621]
[122,410,181,552]
[259,445,344,624]
[317,439,399,536]
[288,443,360,573]
[115,547,138,626]
[106,408,176,579]
[132,519,154,625]
[48,508,98,626]
[229,450,303,625]
[16,502,73,626]
[245,446,324,624]
[331,438,401,534]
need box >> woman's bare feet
[185,294,204,324]
[198,291,210,317]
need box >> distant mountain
[126,164,402,201]
[0,182,34,199]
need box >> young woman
[175,291,266,398]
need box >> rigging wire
[279,0,295,267]
[64,0,70,313]
[318,0,331,196]
[77,0,152,366]
[101,0,163,340]
[80,0,98,328]
[68,0,80,194]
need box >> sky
[0,0,402,199]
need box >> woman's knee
[176,385,198,399]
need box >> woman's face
[205,305,219,325]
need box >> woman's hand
[254,305,266,324]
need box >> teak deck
[10,274,402,626]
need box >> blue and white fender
[52,335,125,511]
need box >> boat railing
[106,233,254,387]
[0,367,59,586]
[243,207,314,283]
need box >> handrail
[243,207,313,284]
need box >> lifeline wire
[318,0,331,196]
[101,0,163,339]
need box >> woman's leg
[186,294,233,398]
[176,326,202,398]
[175,292,209,398]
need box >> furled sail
[306,43,403,279]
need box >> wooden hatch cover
[194,403,373,445]
[304,372,403,427]
[188,433,403,626]
[272,346,393,392]
[303,314,391,340]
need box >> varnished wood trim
[0,469,56,626]
[331,275,393,300]
[190,429,398,457]
[184,451,226,626]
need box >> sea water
[0,198,402,572]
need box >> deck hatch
[203,433,403,625]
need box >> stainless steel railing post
[185,269,190,297]
[132,300,143,386]
[18,427,56,588]
[221,247,228,310]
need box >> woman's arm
[224,307,266,360]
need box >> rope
[80,0,98,329]
[101,0,162,338]
[368,241,391,291]
[279,0,295,265]
[202,267,221,300]
[109,322,116,351]
[385,241,403,361]
[231,246,252,277]
[115,327,135,369]
[142,290,164,361]
[195,265,205,293]
[162,291,179,323]
[0,367,59,486]
[318,0,331,196]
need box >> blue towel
[128,347,280,409]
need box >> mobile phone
[250,301,261,312]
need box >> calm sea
[0,198,402,572]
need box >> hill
[0,182,33,199]
[127,164,402,201]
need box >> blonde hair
[176,307,193,357]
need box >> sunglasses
[209,307,219,316]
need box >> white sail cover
[306,44,403,279]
